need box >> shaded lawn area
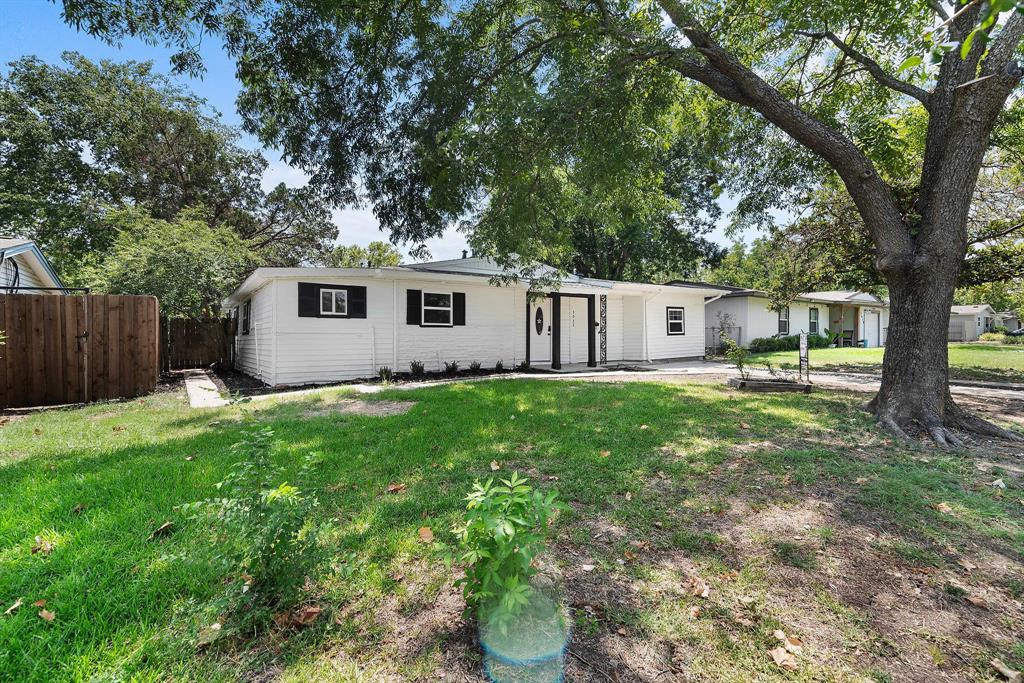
[750,343,1024,384]
[1,379,1022,682]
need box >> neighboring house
[223,257,728,386]
[0,238,67,293]
[996,312,1021,332]
[697,285,890,349]
[949,304,1005,340]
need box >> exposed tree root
[868,395,1024,446]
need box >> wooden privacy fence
[0,294,159,409]
[160,317,234,371]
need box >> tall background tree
[0,52,338,308]
[55,1,1024,441]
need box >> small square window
[320,288,348,315]
[422,291,453,326]
[666,307,685,335]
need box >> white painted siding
[643,290,707,360]
[2,254,47,290]
[605,295,624,362]
[622,296,644,360]
[234,283,275,384]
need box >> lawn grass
[1,378,1022,681]
[750,342,1024,383]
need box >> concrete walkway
[183,369,228,408]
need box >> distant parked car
[1008,328,1024,337]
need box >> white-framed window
[778,306,790,335]
[809,307,819,335]
[666,307,685,335]
[320,288,348,315]
[241,299,251,335]
[421,291,453,326]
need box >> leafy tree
[325,241,404,268]
[55,1,1024,442]
[84,207,256,318]
[0,52,336,281]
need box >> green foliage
[721,337,750,380]
[443,361,460,376]
[378,366,394,383]
[980,332,1007,342]
[0,52,336,284]
[1004,335,1024,346]
[409,360,425,376]
[494,360,504,372]
[82,207,256,318]
[469,360,482,373]
[452,473,564,630]
[325,241,403,268]
[179,421,322,619]
[749,333,833,354]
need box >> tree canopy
[0,52,338,285]
[325,241,404,268]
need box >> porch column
[550,293,561,369]
[587,295,596,367]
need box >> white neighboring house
[699,285,890,349]
[997,311,1021,332]
[948,304,1006,341]
[222,257,728,386]
[0,238,67,293]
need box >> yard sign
[799,332,809,382]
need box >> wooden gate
[160,317,234,371]
[0,294,159,409]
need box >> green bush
[409,359,425,376]
[378,366,394,383]
[992,325,1009,334]
[722,337,750,380]
[452,473,565,632]
[180,422,322,621]
[979,332,1007,342]
[749,332,833,353]
[444,360,460,375]
[1004,335,1024,345]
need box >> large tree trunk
[871,242,1023,444]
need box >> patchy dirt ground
[300,398,416,418]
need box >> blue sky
[1,1,747,262]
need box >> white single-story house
[949,304,1007,340]
[0,238,67,293]
[223,257,729,386]
[696,285,890,349]
[996,311,1021,332]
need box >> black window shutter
[298,282,319,317]
[453,292,466,326]
[407,289,422,325]
[347,286,367,318]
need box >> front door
[531,300,551,363]
[863,309,879,347]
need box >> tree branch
[794,29,931,107]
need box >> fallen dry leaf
[490,460,501,471]
[734,613,755,627]
[935,502,954,515]
[774,629,803,655]
[616,627,627,635]
[957,558,978,572]
[386,482,407,494]
[33,428,42,436]
[38,609,55,623]
[547,475,560,481]
[4,598,22,616]
[854,477,869,485]
[32,599,46,608]
[639,424,649,430]
[31,536,54,556]
[197,622,223,646]
[418,526,434,543]
[292,605,322,626]
[989,478,1007,489]
[687,577,711,599]
[688,605,702,619]
[72,504,86,514]
[740,422,751,429]
[623,550,637,561]
[624,491,632,501]
[599,450,611,458]
[112,425,126,432]
[148,521,174,540]
[185,455,195,462]
[770,646,797,670]
[966,595,989,609]
[580,563,596,572]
